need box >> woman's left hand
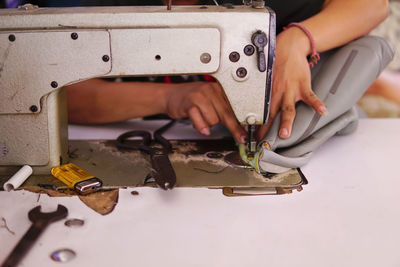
[256,27,327,141]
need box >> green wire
[239,143,249,164]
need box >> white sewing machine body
[0,5,275,174]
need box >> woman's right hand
[164,81,247,144]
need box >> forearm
[67,78,170,124]
[67,78,247,143]
[293,0,389,55]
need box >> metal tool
[116,120,176,190]
[247,124,257,158]
[1,205,68,267]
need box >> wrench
[1,205,68,267]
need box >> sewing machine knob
[246,114,257,125]
[252,31,268,72]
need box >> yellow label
[51,163,95,188]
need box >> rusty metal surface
[0,139,304,192]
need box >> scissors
[116,120,176,190]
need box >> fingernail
[200,127,210,136]
[279,128,289,138]
[319,106,328,115]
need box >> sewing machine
[0,3,275,175]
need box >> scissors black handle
[115,120,177,190]
[153,120,175,153]
[115,130,151,151]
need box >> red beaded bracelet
[283,22,320,68]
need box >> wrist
[278,27,311,59]
[285,27,312,56]
[158,83,175,114]
[283,23,320,67]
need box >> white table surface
[1,118,399,267]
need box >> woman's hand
[164,81,247,143]
[256,27,327,141]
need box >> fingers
[187,106,211,136]
[279,92,296,139]
[277,87,327,139]
[302,90,327,115]
[188,91,220,127]
[220,112,247,144]
[207,85,247,143]
[256,94,282,141]
[186,84,246,143]
[256,125,269,142]
[267,86,283,127]
[256,77,283,141]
